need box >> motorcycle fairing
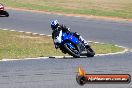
[54,30,80,45]
[62,32,80,45]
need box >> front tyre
[64,43,80,58]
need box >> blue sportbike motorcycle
[53,30,95,58]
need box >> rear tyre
[87,47,95,57]
[64,42,80,58]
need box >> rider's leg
[73,32,80,39]
[74,32,90,49]
[79,36,89,45]
[80,36,90,49]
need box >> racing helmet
[51,20,59,30]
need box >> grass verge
[0,29,124,59]
[1,0,132,19]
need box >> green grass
[1,0,132,18]
[0,29,124,59]
[91,42,124,54]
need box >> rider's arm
[59,25,70,33]
[52,31,59,49]
[52,32,54,39]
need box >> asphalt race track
[0,9,132,88]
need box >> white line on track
[1,57,49,61]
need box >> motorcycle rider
[0,3,9,17]
[51,20,89,49]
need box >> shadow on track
[48,56,94,59]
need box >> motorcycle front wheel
[64,42,80,58]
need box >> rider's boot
[85,44,90,49]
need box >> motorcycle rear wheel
[86,47,95,57]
